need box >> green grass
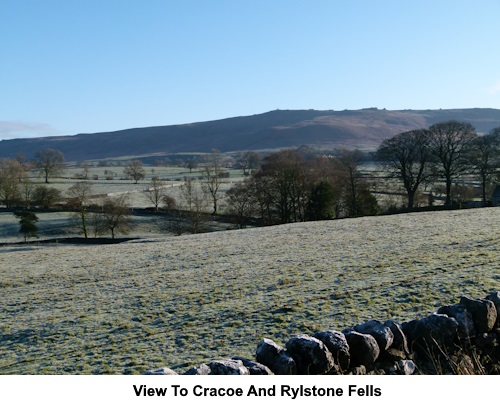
[0,207,499,374]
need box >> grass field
[0,164,244,243]
[22,164,245,209]
[0,207,499,374]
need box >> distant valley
[1,108,500,161]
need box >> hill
[1,108,500,161]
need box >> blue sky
[1,0,500,140]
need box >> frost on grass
[0,208,499,374]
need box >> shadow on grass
[0,237,138,247]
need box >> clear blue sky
[1,0,500,140]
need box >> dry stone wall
[145,291,500,375]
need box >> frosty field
[0,208,499,374]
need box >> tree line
[225,148,378,228]
[224,120,500,228]
[0,150,135,241]
[0,148,233,240]
[376,121,500,208]
[1,120,499,240]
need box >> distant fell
[2,108,500,161]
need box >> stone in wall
[285,334,338,375]
[460,296,497,333]
[313,330,350,371]
[397,360,417,375]
[183,364,211,375]
[343,331,380,367]
[207,359,250,375]
[402,313,459,358]
[382,320,409,361]
[485,291,500,328]
[352,320,394,351]
[256,338,297,375]
[184,359,250,375]
[436,304,476,340]
[144,291,500,376]
[144,367,178,375]
[232,356,274,375]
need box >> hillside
[0,207,499,374]
[1,108,500,161]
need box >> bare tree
[451,183,475,205]
[239,149,378,224]
[34,148,65,183]
[15,151,27,168]
[428,121,477,205]
[162,196,184,235]
[88,211,106,238]
[180,178,208,233]
[189,183,209,234]
[100,195,133,239]
[0,158,25,207]
[16,151,35,173]
[20,177,36,208]
[79,161,91,180]
[247,151,262,173]
[337,149,364,217]
[202,150,224,215]
[333,149,379,217]
[162,194,177,211]
[146,176,167,211]
[67,182,94,238]
[180,177,195,212]
[265,149,313,223]
[468,127,500,203]
[226,178,256,228]
[237,151,261,175]
[184,158,198,173]
[124,160,146,183]
[32,185,62,209]
[376,129,432,209]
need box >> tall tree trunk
[350,173,357,217]
[81,211,88,238]
[445,179,452,206]
[481,172,487,204]
[408,191,415,209]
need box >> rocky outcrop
[145,291,500,375]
